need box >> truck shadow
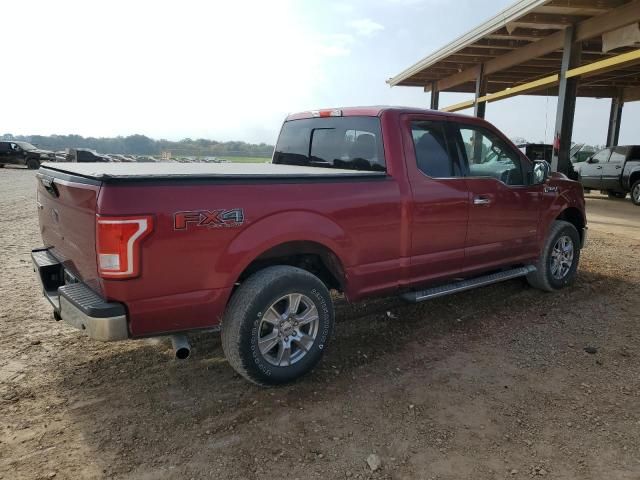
[50,267,633,477]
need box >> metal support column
[606,92,624,147]
[551,26,581,174]
[474,64,487,119]
[430,81,439,110]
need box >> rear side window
[273,117,385,172]
[609,148,627,164]
[411,121,459,178]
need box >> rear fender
[221,211,353,287]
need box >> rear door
[454,122,542,273]
[602,146,627,191]
[581,148,611,189]
[401,114,469,284]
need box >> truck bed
[40,162,386,182]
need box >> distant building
[161,150,171,161]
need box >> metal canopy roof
[388,0,640,100]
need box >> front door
[402,115,469,285]
[455,123,542,274]
[580,148,611,190]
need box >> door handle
[473,196,492,206]
[615,166,622,169]
[596,166,603,169]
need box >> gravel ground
[0,166,639,480]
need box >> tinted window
[411,121,458,178]
[630,146,640,160]
[273,117,385,172]
[459,126,524,185]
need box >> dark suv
[0,141,56,169]
[575,145,640,205]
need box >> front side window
[590,149,611,164]
[459,126,525,186]
[273,117,385,172]
[410,121,459,178]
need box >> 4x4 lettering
[174,209,245,230]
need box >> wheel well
[630,171,640,187]
[556,207,585,239]
[235,241,345,292]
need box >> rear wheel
[527,220,581,292]
[26,158,40,170]
[632,181,640,206]
[221,266,334,386]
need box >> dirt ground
[1,166,639,480]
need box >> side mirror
[586,157,596,164]
[532,160,550,185]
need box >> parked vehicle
[32,107,587,385]
[0,141,56,169]
[517,143,553,162]
[574,145,640,205]
[65,148,110,162]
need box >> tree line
[1,133,274,158]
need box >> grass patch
[221,156,270,163]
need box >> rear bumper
[31,248,129,341]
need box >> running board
[401,265,536,303]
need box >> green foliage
[1,133,274,158]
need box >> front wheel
[527,220,581,292]
[221,266,334,386]
[26,158,40,170]
[632,180,640,206]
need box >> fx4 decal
[174,209,245,230]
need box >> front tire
[527,220,581,292]
[26,158,40,170]
[632,180,640,206]
[221,266,334,386]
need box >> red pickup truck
[32,107,587,385]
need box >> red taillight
[96,216,153,279]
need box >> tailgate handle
[40,176,59,198]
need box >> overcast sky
[3,0,638,145]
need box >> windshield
[14,141,37,151]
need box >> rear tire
[632,180,640,206]
[221,266,334,386]
[527,220,581,292]
[26,158,40,170]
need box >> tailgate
[36,168,102,293]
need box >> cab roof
[285,106,476,121]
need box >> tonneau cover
[40,162,386,182]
